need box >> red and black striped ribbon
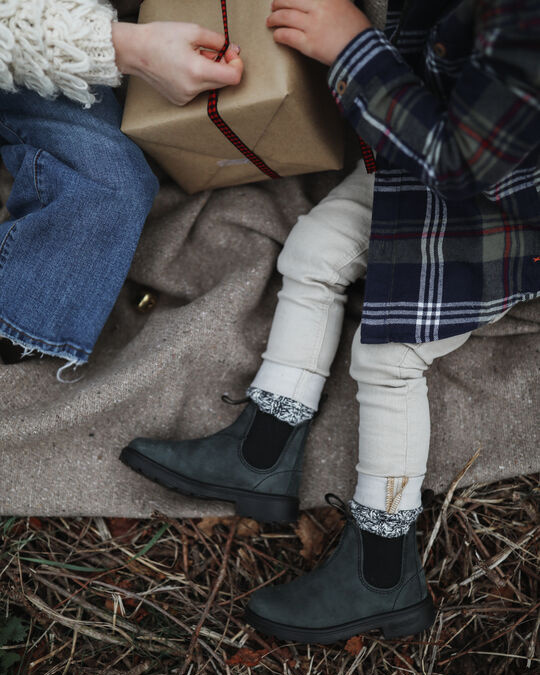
[208,0,281,179]
[358,136,377,173]
[332,87,377,174]
[140,0,375,175]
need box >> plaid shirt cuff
[328,28,403,109]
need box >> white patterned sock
[349,500,422,538]
[246,386,315,426]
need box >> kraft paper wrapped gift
[121,0,344,193]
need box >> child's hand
[267,0,371,66]
[112,22,243,106]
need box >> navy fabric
[328,0,540,343]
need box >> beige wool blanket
[1,155,538,517]
[0,0,538,517]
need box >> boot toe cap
[126,437,167,459]
[247,584,302,626]
[124,438,184,473]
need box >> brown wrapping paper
[121,0,344,193]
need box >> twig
[180,518,238,675]
[422,449,481,566]
[20,590,129,647]
[527,607,540,668]
[440,604,533,613]
[28,638,72,670]
[437,600,540,666]
[218,568,287,606]
[61,606,81,675]
[446,526,538,592]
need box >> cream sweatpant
[251,161,471,512]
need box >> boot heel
[381,597,436,638]
[235,494,299,523]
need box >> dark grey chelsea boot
[244,497,436,643]
[120,400,311,523]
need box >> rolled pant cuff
[353,474,424,511]
[0,317,89,366]
[250,360,326,411]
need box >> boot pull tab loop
[324,493,348,515]
[221,393,250,406]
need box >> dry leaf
[345,635,364,655]
[127,559,151,575]
[313,506,344,533]
[294,514,325,561]
[226,648,267,667]
[197,517,227,537]
[132,607,149,622]
[28,517,44,530]
[106,518,139,539]
[8,521,26,537]
[495,585,514,599]
[236,518,260,538]
[198,516,259,538]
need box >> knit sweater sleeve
[0,0,122,107]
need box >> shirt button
[433,42,446,57]
[336,80,347,96]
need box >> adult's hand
[112,21,243,106]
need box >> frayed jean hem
[0,316,89,367]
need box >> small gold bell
[136,291,158,314]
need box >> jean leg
[0,87,158,363]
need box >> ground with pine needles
[0,470,538,675]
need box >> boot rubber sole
[244,596,436,643]
[120,446,299,523]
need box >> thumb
[224,44,241,62]
[224,46,244,81]
[227,56,244,79]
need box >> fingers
[200,49,217,60]
[198,55,244,88]
[200,44,240,62]
[267,8,309,30]
[189,24,242,60]
[192,26,228,51]
[271,0,312,11]
[272,27,309,53]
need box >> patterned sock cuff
[349,500,422,538]
[247,386,315,426]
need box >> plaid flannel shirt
[328,0,540,343]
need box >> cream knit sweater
[0,0,122,107]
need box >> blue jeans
[0,87,158,365]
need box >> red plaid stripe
[207,0,281,180]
